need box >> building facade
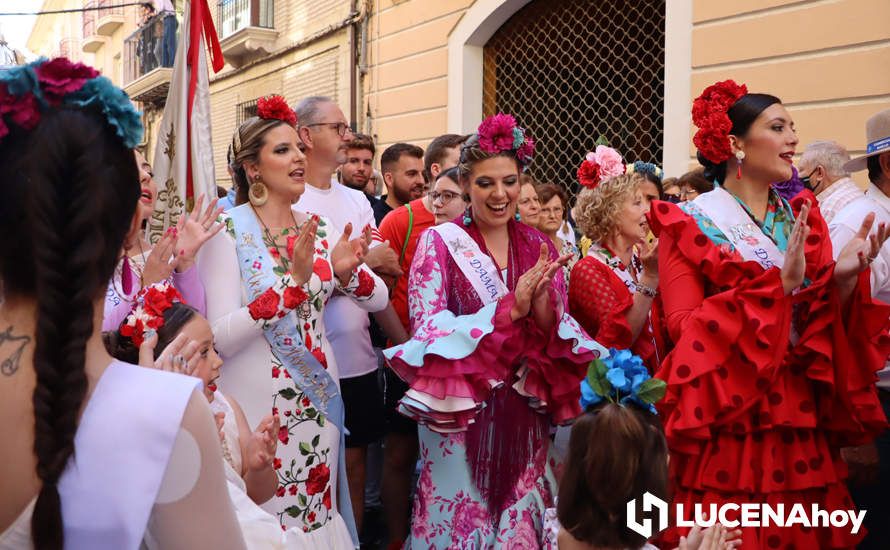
[25,0,890,190]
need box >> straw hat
[845,108,890,172]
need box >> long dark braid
[0,107,139,549]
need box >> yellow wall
[690,0,890,184]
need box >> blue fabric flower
[579,377,603,410]
[579,347,665,414]
[68,76,143,148]
[0,63,39,97]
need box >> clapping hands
[245,414,280,472]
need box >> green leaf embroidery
[311,434,320,447]
[273,265,287,276]
[299,441,312,455]
[278,387,297,400]
[298,493,307,506]
[306,455,315,466]
[285,505,301,518]
[637,378,667,405]
[305,408,317,419]
[317,415,325,427]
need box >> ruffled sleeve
[649,197,890,508]
[569,257,636,349]
[383,227,606,431]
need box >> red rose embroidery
[312,257,333,282]
[275,486,286,497]
[278,425,289,444]
[353,270,375,297]
[272,366,280,378]
[301,397,311,408]
[248,287,280,320]
[285,234,298,257]
[305,463,330,496]
[311,348,328,369]
[307,511,316,523]
[322,488,332,510]
[288,485,298,496]
[273,457,282,470]
[283,285,308,309]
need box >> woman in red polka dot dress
[650,80,890,549]
[569,171,663,374]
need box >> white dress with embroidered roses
[198,211,386,547]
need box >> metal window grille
[217,0,275,39]
[237,98,259,125]
[483,0,665,202]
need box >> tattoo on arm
[0,326,31,376]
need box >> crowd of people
[2,57,890,550]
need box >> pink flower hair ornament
[0,57,143,147]
[473,113,536,169]
[576,145,625,190]
[119,281,185,347]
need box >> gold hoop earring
[249,173,268,206]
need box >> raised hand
[511,243,550,321]
[639,237,659,278]
[175,194,225,272]
[142,227,180,286]
[289,215,318,286]
[780,199,810,295]
[141,332,200,375]
[835,212,889,283]
[331,223,369,285]
[364,240,403,277]
[246,414,279,472]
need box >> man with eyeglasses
[797,140,861,224]
[293,96,406,537]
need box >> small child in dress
[104,283,279,505]
[550,354,742,550]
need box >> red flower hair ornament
[120,281,185,347]
[257,94,297,127]
[692,80,748,164]
[576,145,625,190]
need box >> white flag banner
[149,0,224,243]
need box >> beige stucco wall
[689,0,890,185]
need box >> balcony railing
[59,38,79,60]
[82,1,96,37]
[217,0,274,40]
[123,11,177,102]
[95,0,125,35]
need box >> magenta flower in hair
[478,113,518,154]
[35,57,99,105]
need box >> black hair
[435,165,460,183]
[103,302,199,364]
[424,134,468,181]
[640,171,664,198]
[0,106,140,550]
[867,153,888,185]
[380,142,424,175]
[697,93,781,183]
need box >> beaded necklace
[250,205,300,273]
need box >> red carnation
[577,159,601,190]
[36,58,99,105]
[248,287,281,320]
[257,95,297,127]
[312,257,332,282]
[305,463,330,495]
[353,270,375,297]
[692,79,747,164]
[283,285,308,309]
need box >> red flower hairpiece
[120,281,184,347]
[692,79,748,164]
[257,95,297,127]
[576,145,625,190]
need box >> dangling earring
[735,150,745,180]
[249,173,268,206]
[462,207,472,226]
[514,210,521,222]
[121,254,133,295]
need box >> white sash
[59,361,199,549]
[429,222,508,304]
[693,186,787,270]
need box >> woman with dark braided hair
[0,59,244,549]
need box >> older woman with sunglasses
[430,166,469,225]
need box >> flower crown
[626,161,663,180]
[576,145,625,190]
[0,57,143,148]
[580,349,666,414]
[256,94,297,127]
[120,281,184,347]
[474,113,535,169]
[692,79,748,164]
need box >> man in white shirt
[294,96,402,535]
[828,107,890,548]
[797,140,861,224]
